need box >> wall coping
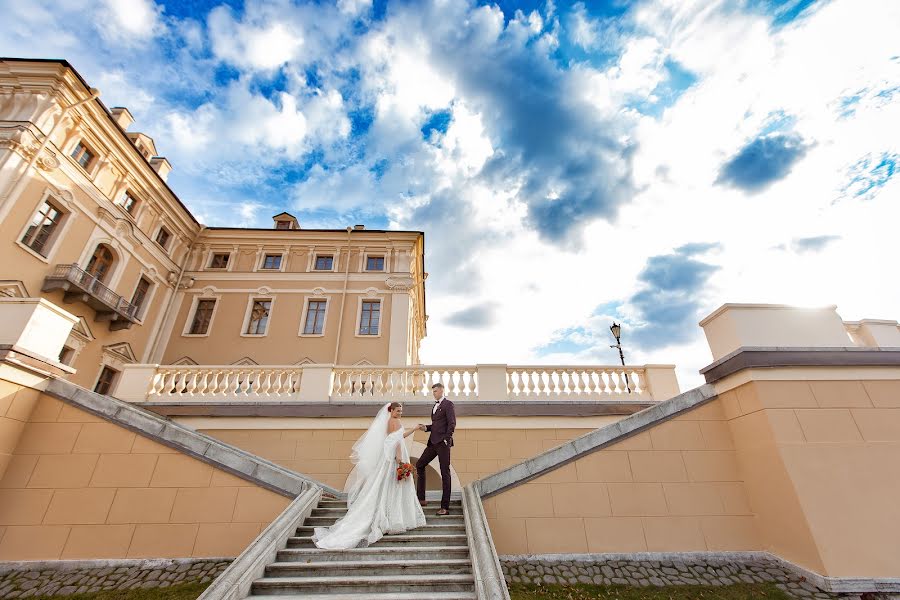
[198,486,322,600]
[43,377,342,497]
[138,400,654,419]
[462,484,511,600]
[475,384,717,498]
[700,346,900,384]
[698,303,838,326]
[500,552,900,594]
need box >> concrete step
[250,574,475,595]
[310,507,463,518]
[287,533,468,548]
[304,515,463,527]
[316,499,462,509]
[249,593,476,600]
[275,546,470,563]
[265,558,472,578]
[297,523,465,536]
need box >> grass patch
[509,582,792,600]
[31,581,210,600]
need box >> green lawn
[509,582,793,600]
[30,581,210,600]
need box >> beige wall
[0,393,289,560]
[722,378,900,578]
[198,426,600,491]
[484,398,759,556]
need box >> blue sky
[1,0,897,386]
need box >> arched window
[85,244,115,283]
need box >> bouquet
[396,462,413,481]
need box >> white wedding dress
[313,405,426,549]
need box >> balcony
[42,264,139,331]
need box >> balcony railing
[115,363,681,404]
[42,264,140,330]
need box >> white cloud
[98,0,162,43]
[208,6,304,71]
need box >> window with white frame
[209,252,230,269]
[303,299,327,335]
[70,140,97,171]
[365,255,385,271]
[20,199,65,257]
[245,299,272,335]
[261,254,282,270]
[155,226,172,250]
[359,300,381,335]
[188,298,216,335]
[130,276,152,318]
[314,255,334,270]
[94,366,119,395]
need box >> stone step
[297,524,465,536]
[249,593,476,600]
[316,499,462,508]
[250,574,475,595]
[310,507,463,518]
[275,546,470,563]
[303,516,463,528]
[287,533,468,548]
[265,558,472,578]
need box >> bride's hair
[387,402,402,413]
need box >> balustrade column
[115,364,160,402]
[297,364,335,402]
[476,364,508,401]
[642,365,680,401]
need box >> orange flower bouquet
[396,462,413,481]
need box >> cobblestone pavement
[501,556,897,600]
[0,559,230,598]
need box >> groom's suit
[417,397,456,511]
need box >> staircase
[246,496,476,599]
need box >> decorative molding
[231,356,259,366]
[386,275,415,291]
[0,280,29,298]
[172,356,198,366]
[311,287,326,297]
[102,342,137,366]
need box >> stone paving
[500,555,897,600]
[0,558,230,598]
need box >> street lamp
[609,322,631,393]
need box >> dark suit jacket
[425,398,456,447]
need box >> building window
[85,244,115,283]
[130,277,151,316]
[189,299,216,335]
[21,200,64,256]
[94,366,119,395]
[366,256,385,271]
[71,141,96,171]
[315,255,334,270]
[209,253,230,269]
[58,346,75,366]
[245,299,272,335]
[121,192,139,215]
[303,300,327,335]
[275,221,291,230]
[155,227,171,250]
[261,254,282,270]
[359,300,381,335]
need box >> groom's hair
[431,382,444,389]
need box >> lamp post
[609,322,631,393]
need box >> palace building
[1,57,899,599]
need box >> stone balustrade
[115,363,680,403]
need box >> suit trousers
[416,440,452,510]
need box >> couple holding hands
[313,383,456,550]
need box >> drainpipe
[0,88,101,206]
[331,227,353,365]
[146,228,203,362]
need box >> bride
[313,402,427,549]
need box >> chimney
[110,107,135,131]
[353,224,365,230]
[150,157,172,181]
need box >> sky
[1,0,898,388]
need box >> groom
[417,382,456,515]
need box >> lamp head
[609,322,621,340]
